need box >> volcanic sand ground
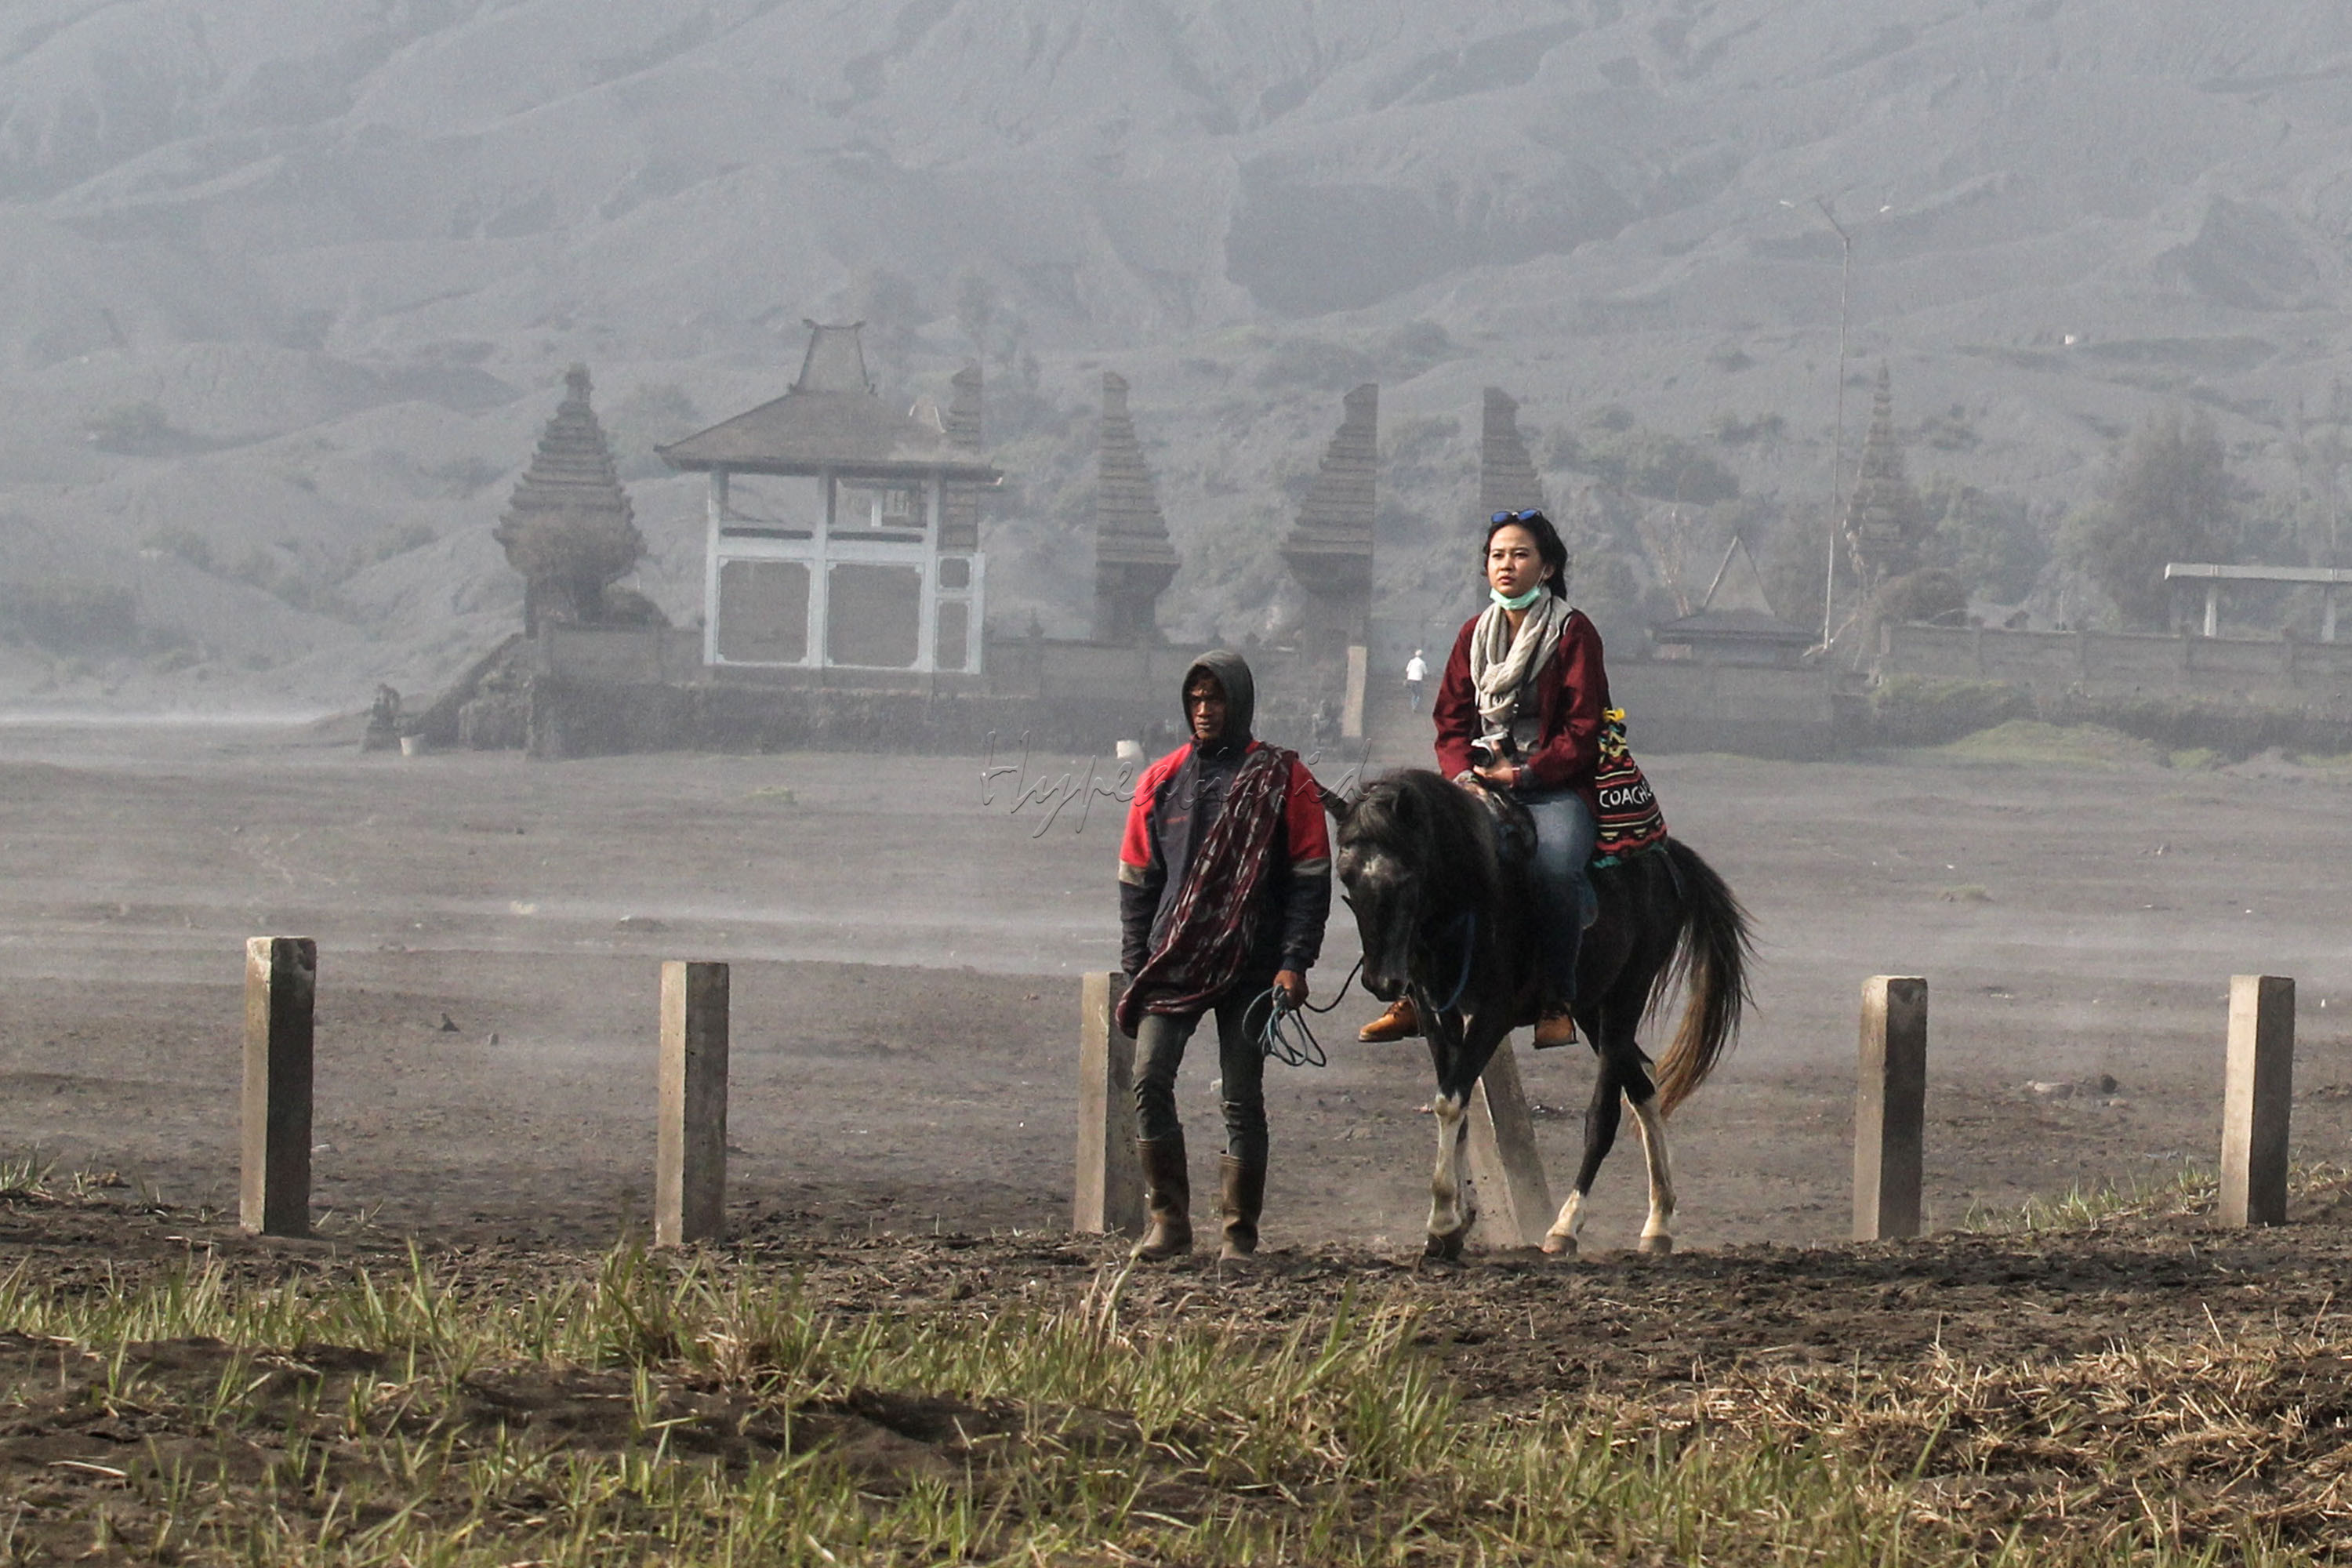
[0,719,2347,1257]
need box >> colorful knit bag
[1590,708,1669,868]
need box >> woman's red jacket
[1429,607,1613,812]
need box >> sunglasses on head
[1490,509,1546,525]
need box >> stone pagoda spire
[1842,364,1926,586]
[1092,372,1178,644]
[1478,387,1544,521]
[1281,382,1378,648]
[494,364,642,633]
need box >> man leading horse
[1116,651,1332,1262]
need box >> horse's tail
[1649,838,1755,1115]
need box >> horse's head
[1332,777,1436,1002]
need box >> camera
[1469,732,1517,770]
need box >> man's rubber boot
[1358,996,1421,1043]
[1131,1135,1193,1261]
[1218,1156,1266,1261]
[1534,1008,1579,1049]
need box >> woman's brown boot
[1218,1156,1265,1260]
[1534,1007,1579,1049]
[1131,1135,1192,1261]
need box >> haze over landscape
[1,0,2349,710]
[9,14,2352,1556]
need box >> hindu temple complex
[401,322,1858,760]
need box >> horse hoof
[1639,1234,1674,1256]
[1541,1233,1577,1258]
[1423,1229,1468,1262]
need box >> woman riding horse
[1360,508,1603,1050]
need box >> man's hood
[1183,648,1255,753]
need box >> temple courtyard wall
[416,627,1359,760]
[1874,623,2352,751]
[409,620,2352,763]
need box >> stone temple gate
[659,324,997,677]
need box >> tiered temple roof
[1842,365,1926,585]
[1650,537,1817,666]
[1093,372,1178,643]
[658,323,995,480]
[1478,387,1545,521]
[1281,383,1378,643]
[499,365,631,535]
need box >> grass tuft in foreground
[1962,1160,2352,1236]
[1962,1164,2222,1234]
[0,1232,2333,1564]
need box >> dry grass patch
[5,1167,2352,1563]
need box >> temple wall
[533,624,704,685]
[420,615,2352,762]
[445,622,1898,761]
[1881,624,2352,710]
[1871,623,2352,750]
[1610,660,1839,760]
[493,626,1356,759]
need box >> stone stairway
[1355,671,1440,774]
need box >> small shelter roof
[659,322,999,481]
[1650,537,1814,649]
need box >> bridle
[1352,825,1479,1022]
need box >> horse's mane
[1340,770,1501,913]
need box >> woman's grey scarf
[1468,591,1570,736]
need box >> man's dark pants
[1132,985,1267,1167]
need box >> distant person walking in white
[1404,648,1428,713]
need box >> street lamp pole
[1813,196,1854,652]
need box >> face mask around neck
[1490,582,1547,612]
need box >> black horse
[1330,771,1752,1259]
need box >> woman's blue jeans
[1515,787,1596,1011]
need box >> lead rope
[1247,954,1363,1069]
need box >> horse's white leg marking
[1629,1092,1675,1252]
[1427,1093,1467,1241]
[1542,1189,1588,1254]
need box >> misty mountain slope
[0,0,2347,706]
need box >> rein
[1426,909,1479,1016]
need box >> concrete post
[1466,1036,1554,1249]
[655,960,730,1246]
[1075,973,1144,1235]
[1341,644,1369,739]
[2220,975,2294,1227]
[1854,975,1927,1241]
[241,936,315,1236]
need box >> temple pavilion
[659,323,996,677]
